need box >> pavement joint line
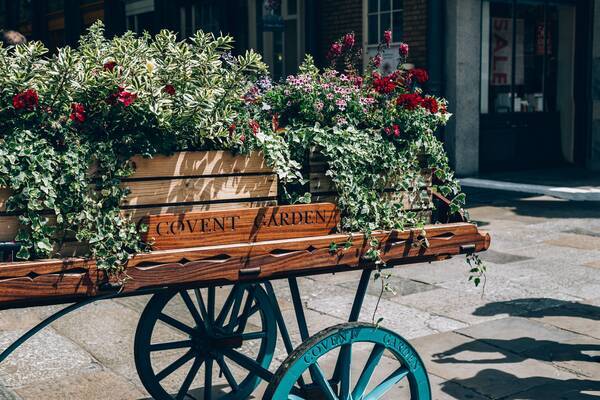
[460,178,600,201]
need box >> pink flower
[353,76,363,87]
[393,124,401,137]
[384,30,392,47]
[328,42,343,59]
[69,103,86,123]
[399,42,409,58]
[372,54,382,68]
[342,33,355,50]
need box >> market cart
[0,201,489,400]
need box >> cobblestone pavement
[1,188,599,399]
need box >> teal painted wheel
[134,284,277,400]
[263,322,431,400]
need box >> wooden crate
[0,151,278,244]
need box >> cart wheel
[263,322,431,400]
[134,284,276,400]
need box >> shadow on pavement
[472,298,600,320]
[464,187,600,220]
[440,369,600,400]
[434,298,600,399]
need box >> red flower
[399,42,409,58]
[353,76,363,88]
[409,68,429,84]
[228,123,236,135]
[103,61,117,72]
[240,133,246,143]
[69,103,86,123]
[396,93,423,110]
[106,86,137,107]
[327,42,343,59]
[393,124,401,137]
[384,125,401,137]
[372,73,396,94]
[422,96,439,113]
[383,30,392,47]
[249,120,260,135]
[12,89,39,110]
[342,33,355,50]
[163,84,176,95]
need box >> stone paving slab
[455,317,583,355]
[411,330,581,399]
[0,329,100,389]
[14,370,146,400]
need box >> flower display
[0,22,462,275]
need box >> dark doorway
[479,0,584,172]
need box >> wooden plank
[140,203,340,250]
[0,188,10,212]
[309,172,432,192]
[0,223,490,307]
[0,215,19,242]
[121,200,278,221]
[311,188,433,210]
[127,151,271,179]
[121,174,278,207]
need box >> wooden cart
[0,152,489,400]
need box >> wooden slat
[0,222,490,307]
[0,188,11,212]
[311,188,433,211]
[121,200,278,221]
[128,151,271,179]
[121,174,278,207]
[140,203,340,250]
[0,215,19,242]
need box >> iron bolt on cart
[0,203,489,400]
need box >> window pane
[287,0,297,15]
[393,11,402,42]
[380,0,390,12]
[380,12,391,35]
[368,14,378,44]
[368,0,378,13]
[487,2,513,113]
[393,0,403,10]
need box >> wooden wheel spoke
[155,350,195,382]
[194,288,208,322]
[351,344,385,400]
[288,395,306,400]
[158,313,196,336]
[149,340,193,352]
[234,287,258,334]
[309,363,338,400]
[180,290,203,328]
[225,289,244,333]
[215,285,240,327]
[204,358,213,400]
[207,287,215,327]
[176,356,204,400]
[222,348,274,382]
[240,331,267,341]
[362,366,409,400]
[216,356,239,391]
[337,343,353,400]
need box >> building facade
[1,0,598,175]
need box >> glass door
[480,0,577,171]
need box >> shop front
[479,0,591,172]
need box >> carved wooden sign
[139,203,340,250]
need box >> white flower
[146,60,156,74]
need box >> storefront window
[125,0,155,34]
[481,0,568,114]
[367,0,403,45]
